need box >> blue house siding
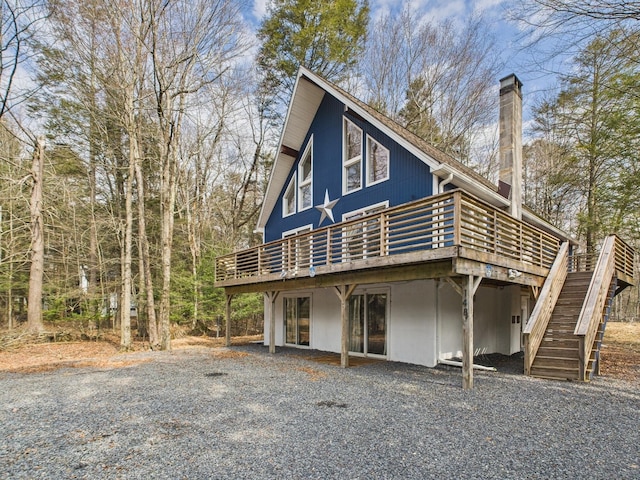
[265,94,434,242]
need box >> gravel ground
[1,344,639,480]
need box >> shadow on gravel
[244,342,526,376]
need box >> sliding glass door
[285,297,310,346]
[348,292,387,356]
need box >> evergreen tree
[256,0,368,112]
[528,29,640,252]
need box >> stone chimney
[498,74,523,221]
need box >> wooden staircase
[530,272,595,380]
[524,235,634,382]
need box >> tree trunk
[134,160,158,347]
[186,191,200,330]
[27,137,45,333]
[120,117,135,350]
[88,100,100,326]
[159,145,176,350]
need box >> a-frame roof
[257,67,573,243]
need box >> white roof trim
[257,69,325,229]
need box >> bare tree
[144,0,249,349]
[26,136,44,332]
[510,0,640,69]
[0,124,30,329]
[0,1,48,332]
[1,0,46,120]
[359,5,503,169]
[525,1,640,22]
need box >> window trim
[348,286,389,358]
[282,175,296,218]
[342,201,389,222]
[366,134,390,187]
[283,294,312,348]
[282,224,314,273]
[282,224,314,239]
[342,201,389,261]
[298,137,313,211]
[343,117,363,195]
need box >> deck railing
[569,235,634,281]
[215,190,561,285]
[613,235,635,280]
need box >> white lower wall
[387,280,438,367]
[262,278,523,368]
[307,288,341,352]
[436,281,462,360]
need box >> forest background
[0,0,638,349]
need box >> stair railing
[574,235,617,381]
[523,242,569,375]
[590,277,618,380]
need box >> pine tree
[256,0,368,112]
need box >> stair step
[549,318,578,324]
[551,312,580,318]
[525,268,614,383]
[543,328,576,334]
[548,319,578,326]
[533,356,579,368]
[560,286,589,292]
[554,300,583,307]
[536,347,579,358]
[530,365,579,380]
[540,338,580,348]
[561,281,590,287]
[551,315,579,321]
[546,327,577,334]
[552,305,580,312]
[561,287,589,292]
[544,329,576,335]
[563,279,591,286]
[565,272,593,279]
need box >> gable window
[367,136,389,185]
[283,176,296,217]
[343,118,362,194]
[298,139,313,210]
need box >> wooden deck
[215,190,562,294]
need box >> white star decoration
[315,189,339,225]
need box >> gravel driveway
[1,344,638,479]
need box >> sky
[248,0,567,123]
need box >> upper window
[366,136,389,186]
[298,139,313,211]
[342,201,389,222]
[283,225,313,272]
[283,176,296,217]
[343,202,389,260]
[343,118,362,194]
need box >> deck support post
[462,275,481,389]
[225,293,234,347]
[266,291,279,354]
[334,284,358,368]
[446,275,481,389]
